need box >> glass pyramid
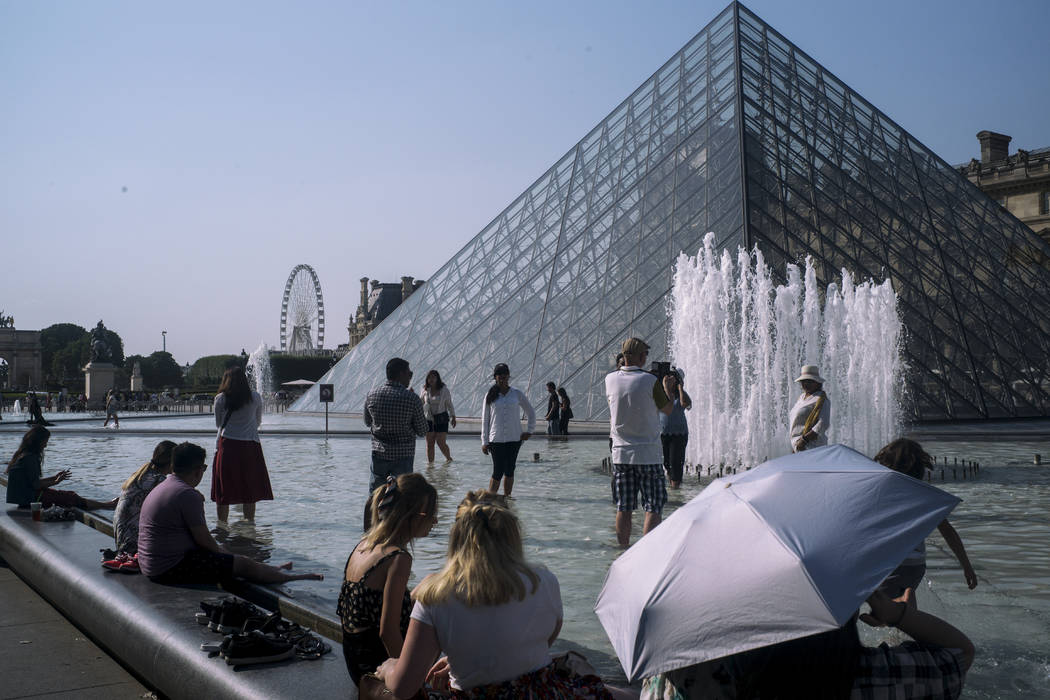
[294,2,1050,422]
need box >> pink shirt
[136,474,206,577]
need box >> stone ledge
[0,508,355,700]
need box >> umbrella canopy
[594,444,960,682]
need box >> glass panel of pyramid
[294,1,1050,422]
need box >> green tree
[187,355,241,388]
[41,324,87,381]
[128,351,184,390]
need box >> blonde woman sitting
[377,491,616,698]
[338,474,438,687]
[113,440,177,555]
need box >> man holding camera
[605,337,673,547]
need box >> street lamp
[162,330,167,353]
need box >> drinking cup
[31,502,42,522]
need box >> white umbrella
[594,444,960,682]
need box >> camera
[650,361,682,384]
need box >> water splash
[669,232,903,469]
[246,342,273,399]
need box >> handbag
[358,674,395,700]
[358,674,431,700]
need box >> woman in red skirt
[211,366,273,523]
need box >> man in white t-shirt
[605,337,672,547]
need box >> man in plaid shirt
[364,357,427,496]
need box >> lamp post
[162,330,167,353]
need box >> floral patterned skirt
[451,661,612,700]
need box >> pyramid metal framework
[296,2,1050,422]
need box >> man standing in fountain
[789,365,831,452]
[362,358,427,528]
[605,338,673,547]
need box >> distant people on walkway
[606,338,672,547]
[557,387,572,436]
[103,390,119,428]
[5,426,117,510]
[364,358,427,528]
[138,442,321,585]
[641,587,974,699]
[211,366,273,523]
[544,382,561,435]
[376,490,617,698]
[874,438,979,594]
[480,363,535,498]
[338,474,438,687]
[420,369,456,465]
[789,364,830,452]
[113,440,177,555]
[659,369,692,489]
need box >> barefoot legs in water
[435,433,452,462]
[217,502,256,523]
[487,476,514,498]
[232,557,323,583]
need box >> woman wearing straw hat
[788,365,830,453]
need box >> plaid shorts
[854,641,966,699]
[612,464,667,513]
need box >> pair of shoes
[197,596,233,626]
[242,611,307,641]
[101,552,140,573]
[223,630,294,666]
[200,598,262,633]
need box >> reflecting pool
[2,415,1048,697]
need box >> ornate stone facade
[958,131,1050,245]
[0,328,43,389]
[347,276,424,349]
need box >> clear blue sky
[3,0,1047,366]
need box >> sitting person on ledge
[137,441,322,585]
[640,587,974,700]
[376,490,628,699]
[113,440,177,555]
[5,426,117,510]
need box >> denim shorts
[426,411,450,433]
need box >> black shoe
[239,611,274,635]
[247,611,306,642]
[224,631,294,666]
[211,600,261,634]
[199,596,233,627]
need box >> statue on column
[90,321,113,364]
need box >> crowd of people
[3,337,980,699]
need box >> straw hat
[795,365,825,384]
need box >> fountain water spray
[246,342,273,400]
[669,232,903,469]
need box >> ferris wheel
[280,264,325,354]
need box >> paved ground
[0,557,155,700]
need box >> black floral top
[337,542,413,636]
